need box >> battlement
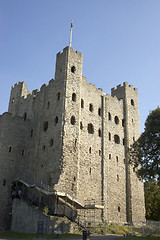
[111,82,137,92]
[57,46,83,57]
[1,112,28,122]
[105,93,123,105]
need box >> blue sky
[0,0,160,132]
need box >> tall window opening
[98,108,101,116]
[80,121,83,130]
[50,139,54,146]
[47,101,50,109]
[88,123,94,134]
[22,150,25,156]
[122,119,124,127]
[114,134,120,144]
[23,112,27,121]
[114,116,119,124]
[43,121,48,131]
[89,103,94,112]
[131,99,134,106]
[3,179,6,186]
[72,93,76,102]
[98,129,102,137]
[71,116,76,125]
[71,66,76,73]
[55,117,58,124]
[57,92,60,101]
[81,99,84,108]
[109,132,111,141]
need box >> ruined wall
[1,46,146,230]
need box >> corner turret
[8,81,31,115]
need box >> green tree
[144,181,160,220]
[129,107,160,182]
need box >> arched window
[43,121,48,131]
[89,147,92,154]
[108,112,111,120]
[98,108,101,116]
[71,116,76,125]
[114,134,120,144]
[80,121,83,130]
[72,93,76,102]
[71,66,76,73]
[114,116,119,124]
[89,103,94,112]
[9,146,12,152]
[131,99,134,106]
[55,117,58,124]
[88,123,94,134]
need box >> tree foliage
[144,181,160,220]
[129,107,160,182]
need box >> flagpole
[69,20,73,47]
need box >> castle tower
[0,45,146,232]
[111,83,145,223]
[54,46,83,197]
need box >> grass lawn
[0,231,82,239]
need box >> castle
[0,46,146,232]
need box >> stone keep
[0,46,145,230]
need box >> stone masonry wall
[103,95,126,223]
[0,113,31,230]
[111,83,146,223]
[0,46,146,230]
[11,199,80,233]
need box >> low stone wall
[11,199,80,234]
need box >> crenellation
[40,83,48,91]
[32,89,39,96]
[98,88,103,92]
